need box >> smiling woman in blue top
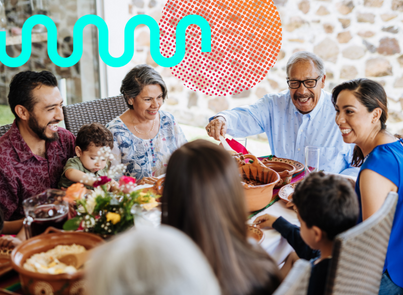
[205,51,358,176]
[333,78,403,294]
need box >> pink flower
[93,176,112,187]
[119,176,137,193]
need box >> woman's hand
[205,116,227,140]
[253,214,279,229]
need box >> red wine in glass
[28,204,68,237]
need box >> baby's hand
[110,180,120,192]
[253,214,279,229]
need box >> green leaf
[63,216,83,231]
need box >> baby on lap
[58,123,117,190]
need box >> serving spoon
[58,249,92,269]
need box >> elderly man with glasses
[205,51,358,176]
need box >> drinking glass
[305,146,320,177]
[23,189,68,239]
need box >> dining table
[0,167,356,294]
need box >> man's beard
[28,113,59,142]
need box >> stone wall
[125,0,403,136]
[0,0,100,105]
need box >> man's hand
[0,235,22,250]
[205,116,227,141]
[253,214,279,229]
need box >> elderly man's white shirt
[216,89,358,176]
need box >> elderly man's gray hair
[86,225,221,295]
[286,51,326,77]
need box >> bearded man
[206,51,358,176]
[0,71,75,226]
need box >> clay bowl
[10,227,104,295]
[247,225,264,244]
[263,161,296,188]
[240,155,280,212]
[278,183,297,205]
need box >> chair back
[0,123,12,137]
[325,192,398,295]
[62,96,128,136]
[273,259,311,295]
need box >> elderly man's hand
[205,116,227,140]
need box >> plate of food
[247,225,264,244]
[0,251,12,277]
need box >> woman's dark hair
[162,140,281,295]
[76,123,114,151]
[8,71,58,120]
[332,78,388,167]
[293,172,359,240]
[120,64,167,109]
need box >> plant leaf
[63,216,82,231]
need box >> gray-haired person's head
[286,51,325,77]
[120,64,168,109]
[86,225,221,295]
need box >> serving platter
[261,157,304,175]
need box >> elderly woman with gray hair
[86,226,221,295]
[106,64,186,180]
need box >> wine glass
[305,146,320,177]
[23,189,68,239]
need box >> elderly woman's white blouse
[106,110,187,180]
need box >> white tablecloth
[249,200,300,265]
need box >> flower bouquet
[62,147,160,236]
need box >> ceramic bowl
[278,183,297,205]
[10,227,104,295]
[262,157,304,174]
[263,161,296,188]
[240,155,280,212]
[247,226,264,244]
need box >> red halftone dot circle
[159,0,282,96]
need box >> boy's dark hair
[76,123,114,151]
[293,172,359,240]
[8,71,58,120]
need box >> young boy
[253,172,358,295]
[58,123,114,190]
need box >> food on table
[141,177,165,197]
[137,176,159,185]
[23,244,86,275]
[242,178,265,186]
[231,152,246,167]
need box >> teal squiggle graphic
[0,14,211,68]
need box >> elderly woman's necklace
[132,117,155,134]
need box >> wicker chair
[0,123,12,137]
[62,95,128,136]
[325,192,398,295]
[273,259,312,295]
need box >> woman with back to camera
[162,139,282,295]
[86,226,221,295]
[332,78,403,294]
[106,64,187,180]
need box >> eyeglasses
[287,76,322,89]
